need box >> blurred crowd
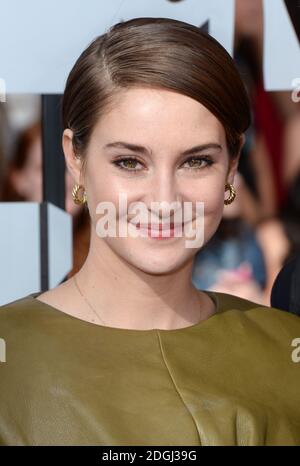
[0,0,299,305]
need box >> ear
[62,128,85,186]
[226,134,246,184]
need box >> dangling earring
[72,184,87,205]
[224,183,236,205]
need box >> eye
[111,155,214,173]
[181,156,214,170]
[112,157,145,173]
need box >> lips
[133,222,182,231]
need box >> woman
[1,17,300,446]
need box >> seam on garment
[156,330,202,446]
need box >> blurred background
[0,0,299,305]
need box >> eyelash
[112,156,214,173]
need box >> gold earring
[72,184,87,205]
[224,183,236,205]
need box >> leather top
[0,290,300,445]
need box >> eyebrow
[103,141,222,156]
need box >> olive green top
[0,290,300,446]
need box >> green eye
[112,155,214,173]
[112,157,144,172]
[182,156,214,170]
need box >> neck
[75,232,210,330]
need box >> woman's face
[64,87,241,275]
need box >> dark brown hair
[62,17,251,176]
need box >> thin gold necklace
[73,274,107,325]
[73,274,203,329]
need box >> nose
[146,171,183,221]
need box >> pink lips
[131,221,184,239]
[135,222,182,231]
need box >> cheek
[195,184,224,240]
[203,188,224,214]
[189,178,224,214]
[87,177,123,229]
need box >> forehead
[91,87,225,146]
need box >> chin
[133,260,188,277]
[119,244,196,276]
